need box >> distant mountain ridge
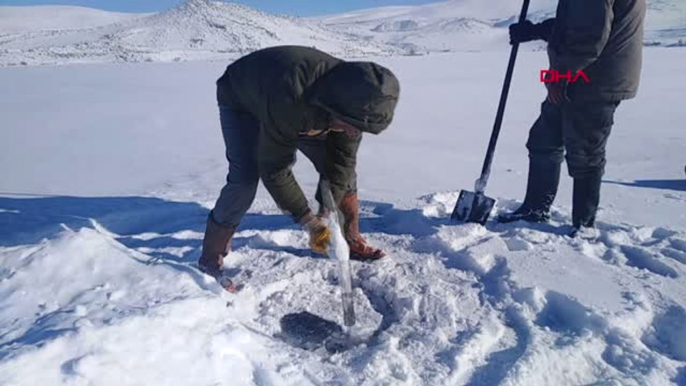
[315,0,686,52]
[0,5,147,33]
[1,0,684,67]
[0,0,394,66]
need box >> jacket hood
[308,61,400,134]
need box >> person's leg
[498,101,564,223]
[297,133,383,260]
[199,106,260,280]
[563,100,620,231]
[212,107,261,228]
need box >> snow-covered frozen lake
[1,48,685,385]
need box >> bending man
[199,46,400,290]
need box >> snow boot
[498,156,561,224]
[198,212,238,292]
[339,192,386,261]
[569,173,602,237]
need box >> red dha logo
[540,70,590,83]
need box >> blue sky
[0,0,439,16]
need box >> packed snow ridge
[2,0,685,67]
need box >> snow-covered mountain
[315,0,686,53]
[1,0,684,67]
[0,5,147,33]
[0,0,394,67]
[645,0,686,44]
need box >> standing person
[199,46,400,290]
[498,0,646,236]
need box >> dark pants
[525,99,620,226]
[211,106,357,227]
[527,100,619,178]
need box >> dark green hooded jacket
[216,46,400,221]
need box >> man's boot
[569,173,602,237]
[498,155,561,224]
[198,212,237,291]
[339,192,386,261]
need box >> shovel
[451,0,531,225]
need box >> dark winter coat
[547,0,646,101]
[216,46,400,221]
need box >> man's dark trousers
[526,99,621,227]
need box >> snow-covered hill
[0,0,393,67]
[316,0,686,53]
[0,5,147,33]
[2,0,684,67]
[645,0,686,45]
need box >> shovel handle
[476,0,530,194]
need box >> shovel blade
[451,190,496,225]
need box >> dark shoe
[497,207,550,224]
[572,173,602,229]
[198,212,238,292]
[569,227,579,238]
[498,155,561,224]
[339,192,386,261]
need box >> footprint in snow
[534,291,607,341]
[620,246,679,278]
[641,305,686,362]
[602,329,660,376]
[674,367,686,385]
[661,247,686,266]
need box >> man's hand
[301,214,332,255]
[509,20,538,44]
[546,81,569,104]
[509,19,556,45]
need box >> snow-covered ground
[1,45,685,385]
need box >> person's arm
[537,18,556,42]
[326,130,361,205]
[258,125,312,222]
[552,0,615,73]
